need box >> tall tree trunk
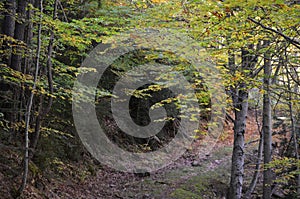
[292,61,300,196]
[8,0,27,140]
[11,0,27,72]
[19,0,34,141]
[2,0,16,66]
[2,0,16,36]
[24,0,34,75]
[229,83,248,199]
[31,0,57,151]
[286,65,300,196]
[1,0,16,138]
[229,46,257,199]
[296,113,300,196]
[262,40,273,199]
[18,0,43,195]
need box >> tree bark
[2,0,16,66]
[229,84,248,199]
[2,0,16,36]
[10,0,27,71]
[1,0,16,135]
[262,40,273,199]
[7,0,27,139]
[286,64,300,196]
[18,0,43,195]
[24,0,35,75]
[229,46,257,199]
[31,0,57,151]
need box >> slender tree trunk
[286,65,300,196]
[18,0,43,195]
[229,46,257,199]
[24,0,35,75]
[246,133,263,198]
[296,112,300,196]
[263,40,273,199]
[31,0,57,151]
[31,96,43,151]
[292,64,300,196]
[19,0,35,130]
[245,103,263,198]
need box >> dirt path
[43,142,233,199]
[17,111,259,199]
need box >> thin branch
[248,17,300,49]
[58,0,68,22]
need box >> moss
[168,147,231,199]
[29,162,41,178]
[170,172,228,199]
[171,188,203,199]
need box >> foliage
[0,0,299,197]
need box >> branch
[58,0,68,22]
[248,17,300,49]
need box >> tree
[11,0,27,72]
[2,0,15,66]
[18,0,43,195]
[0,0,299,197]
[262,40,272,199]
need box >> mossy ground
[115,146,233,199]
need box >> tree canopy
[0,0,299,198]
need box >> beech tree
[262,40,272,199]
[173,0,299,198]
[0,0,299,197]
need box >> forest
[0,0,299,198]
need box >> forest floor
[1,111,261,199]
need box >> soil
[0,110,262,199]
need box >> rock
[191,161,201,167]
[214,160,221,164]
[134,172,150,177]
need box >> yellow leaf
[151,0,167,4]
